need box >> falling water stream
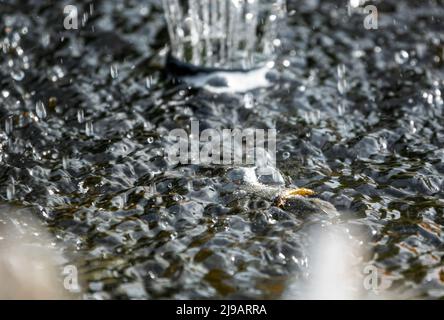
[162,0,287,93]
[0,0,444,299]
[162,0,286,69]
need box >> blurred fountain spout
[162,0,286,92]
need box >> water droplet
[266,61,276,69]
[337,64,348,95]
[11,69,24,81]
[52,66,65,79]
[110,64,119,79]
[82,13,88,26]
[243,93,254,109]
[409,120,417,134]
[41,33,50,47]
[273,39,282,47]
[146,76,152,90]
[352,50,365,58]
[85,121,94,137]
[379,138,388,151]
[36,101,47,119]
[395,50,409,64]
[77,109,84,123]
[337,64,346,78]
[6,183,15,200]
[147,137,154,144]
[427,94,434,104]
[349,0,360,8]
[338,102,346,115]
[62,156,69,170]
[5,117,13,135]
[140,6,149,16]
[1,90,10,98]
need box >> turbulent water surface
[1,0,444,299]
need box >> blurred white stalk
[0,205,69,299]
[285,224,387,300]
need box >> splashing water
[162,0,286,70]
[110,64,119,79]
[35,101,47,120]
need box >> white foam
[181,65,272,93]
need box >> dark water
[1,0,444,299]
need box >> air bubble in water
[147,137,154,144]
[36,101,47,119]
[110,65,119,79]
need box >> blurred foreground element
[285,224,396,300]
[302,225,366,299]
[0,205,69,299]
